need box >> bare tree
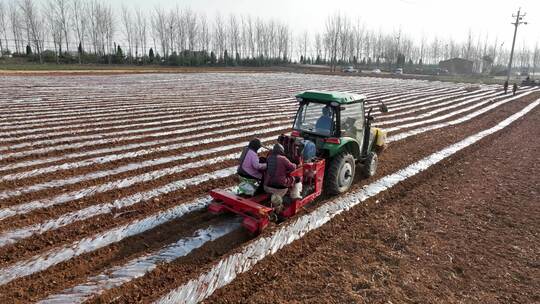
[152,7,169,57]
[277,24,290,61]
[532,43,539,79]
[314,33,322,62]
[0,1,6,53]
[353,19,364,64]
[172,6,183,54]
[298,30,309,62]
[325,13,344,72]
[103,3,114,61]
[87,0,114,60]
[185,8,197,51]
[20,0,45,63]
[430,37,440,64]
[213,13,226,60]
[198,13,210,52]
[8,1,23,53]
[243,15,255,58]
[134,8,147,60]
[53,0,70,53]
[166,9,175,55]
[71,0,87,62]
[3,1,540,69]
[88,0,100,54]
[228,14,240,59]
[121,5,134,60]
[45,0,64,61]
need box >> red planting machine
[208,135,325,234]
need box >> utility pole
[506,8,527,82]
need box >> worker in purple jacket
[264,144,296,189]
[237,139,267,181]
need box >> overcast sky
[114,0,539,48]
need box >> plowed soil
[206,103,540,304]
[1,72,537,304]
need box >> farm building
[439,58,474,75]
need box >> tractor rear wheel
[362,152,378,177]
[325,152,356,195]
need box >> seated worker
[237,139,267,195]
[264,144,301,212]
[315,106,333,135]
[301,139,317,162]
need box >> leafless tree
[353,19,364,64]
[134,7,147,60]
[152,7,169,57]
[198,13,210,52]
[325,13,344,72]
[430,37,440,64]
[243,16,255,58]
[87,0,114,59]
[276,23,290,61]
[184,8,197,51]
[52,0,70,53]
[121,5,134,60]
[20,0,45,62]
[45,0,64,61]
[213,13,226,59]
[71,0,87,62]
[0,0,7,53]
[228,14,240,59]
[8,1,23,53]
[172,6,183,53]
[314,33,322,62]
[103,3,114,60]
[166,9,175,54]
[532,43,538,79]
[2,1,540,69]
[298,30,308,62]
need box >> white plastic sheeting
[0,193,217,285]
[0,113,294,159]
[2,89,536,246]
[0,110,297,151]
[0,166,237,247]
[0,135,275,197]
[38,221,240,304]
[387,89,537,143]
[155,99,540,304]
[0,119,289,173]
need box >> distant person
[503,80,509,94]
[512,83,518,96]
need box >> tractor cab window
[340,102,364,141]
[294,102,335,136]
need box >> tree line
[0,0,538,74]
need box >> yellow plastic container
[373,128,387,147]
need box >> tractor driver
[315,106,333,135]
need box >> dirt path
[206,105,540,303]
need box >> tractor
[208,91,388,233]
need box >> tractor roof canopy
[295,91,366,105]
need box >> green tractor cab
[292,90,388,194]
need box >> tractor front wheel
[325,152,356,195]
[362,152,378,177]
